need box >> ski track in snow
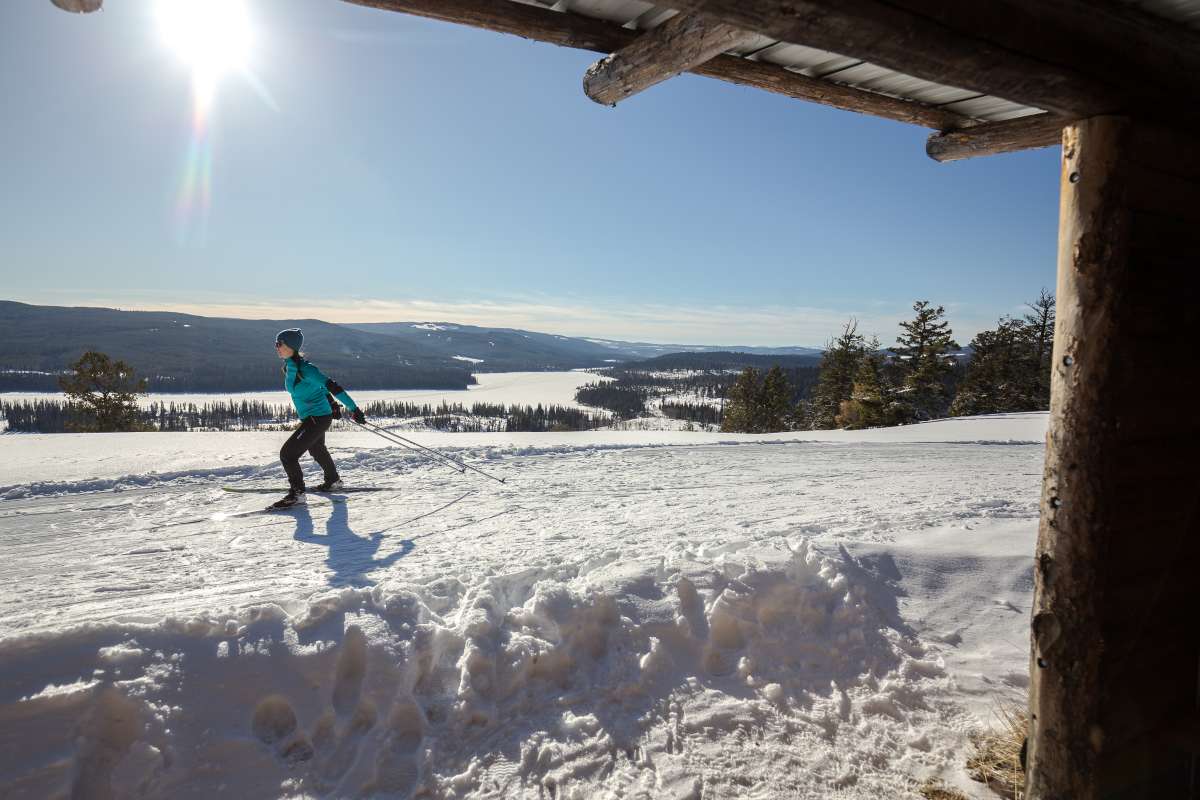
[0,424,1044,799]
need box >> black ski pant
[280,414,338,491]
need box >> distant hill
[0,302,473,392]
[625,351,825,371]
[0,302,827,392]
[347,322,631,371]
[350,322,823,368]
[603,341,824,359]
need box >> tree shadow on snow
[291,499,414,588]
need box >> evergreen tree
[893,301,958,419]
[836,356,882,430]
[834,339,906,428]
[720,367,760,432]
[58,351,147,432]
[1020,289,1055,409]
[838,338,912,429]
[949,317,1027,416]
[949,291,1055,416]
[810,320,868,429]
[758,365,793,432]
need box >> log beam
[676,1,1200,122]
[50,0,102,11]
[1027,116,1200,797]
[341,0,970,130]
[583,12,753,107]
[926,114,1066,162]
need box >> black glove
[350,408,366,424]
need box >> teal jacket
[283,357,358,420]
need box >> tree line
[721,293,1055,432]
[576,365,821,423]
[575,383,650,419]
[660,401,723,426]
[1,396,614,434]
[0,354,614,433]
[0,364,474,393]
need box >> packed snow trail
[0,441,1038,636]
[0,418,1045,799]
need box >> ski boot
[269,489,307,510]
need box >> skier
[271,328,366,509]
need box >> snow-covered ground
[0,370,612,412]
[0,412,1046,799]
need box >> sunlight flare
[155,0,253,244]
[156,0,251,93]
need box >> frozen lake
[0,370,611,410]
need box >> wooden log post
[583,12,754,106]
[1028,116,1200,797]
[926,114,1067,163]
[50,0,102,11]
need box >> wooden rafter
[50,0,102,11]
[927,113,1066,162]
[675,1,1200,121]
[342,0,971,130]
[583,12,753,107]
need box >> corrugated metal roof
[523,0,1047,122]
[519,0,1200,124]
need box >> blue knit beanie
[276,328,303,351]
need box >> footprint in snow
[313,626,379,783]
[332,625,368,716]
[251,694,313,764]
[365,697,426,797]
[70,686,142,800]
[250,624,430,796]
[313,700,378,784]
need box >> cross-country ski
[222,486,396,494]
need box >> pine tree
[835,337,906,428]
[949,291,1055,416]
[893,301,958,419]
[949,317,1027,416]
[58,350,148,432]
[810,320,868,429]
[836,355,882,429]
[758,366,793,432]
[720,368,760,432]
[1020,289,1055,409]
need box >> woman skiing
[271,328,365,509]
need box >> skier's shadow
[291,499,414,587]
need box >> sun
[155,0,255,245]
[155,0,252,97]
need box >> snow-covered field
[0,413,1046,799]
[0,370,611,412]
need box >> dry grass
[918,778,970,799]
[966,701,1027,799]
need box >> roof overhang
[52,0,1200,161]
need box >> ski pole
[367,422,507,485]
[364,422,507,485]
[351,420,507,484]
[353,421,464,473]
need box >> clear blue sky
[1,1,1060,347]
